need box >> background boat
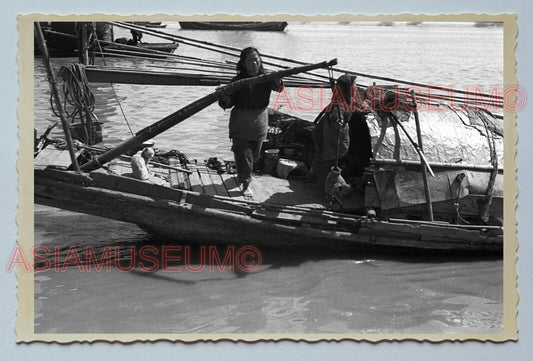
[133,21,167,28]
[34,22,112,57]
[179,21,288,31]
[474,21,503,27]
[34,22,178,59]
[91,40,178,59]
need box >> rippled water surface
[33,22,504,334]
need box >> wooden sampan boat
[33,24,503,252]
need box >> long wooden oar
[81,58,338,172]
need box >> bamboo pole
[80,23,89,65]
[371,158,503,173]
[115,21,503,103]
[110,22,331,84]
[387,111,435,177]
[408,90,504,109]
[34,22,81,172]
[93,38,324,86]
[80,58,338,172]
[42,29,78,40]
[92,48,171,60]
[96,38,233,70]
[410,90,433,221]
[126,21,501,111]
[84,65,328,88]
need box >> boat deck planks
[202,165,231,198]
[195,165,217,196]
[184,161,204,193]
[168,157,189,189]
[184,162,236,198]
[220,173,244,199]
[175,160,325,207]
[34,147,81,169]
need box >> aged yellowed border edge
[16,12,518,343]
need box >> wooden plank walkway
[184,161,203,193]
[180,161,244,200]
[174,161,325,207]
[220,172,243,199]
[168,157,189,190]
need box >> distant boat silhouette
[474,22,503,28]
[179,21,288,31]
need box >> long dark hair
[236,47,264,76]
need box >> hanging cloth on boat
[313,71,357,209]
[313,71,353,165]
[312,105,350,163]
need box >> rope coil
[52,63,101,145]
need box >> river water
[33,22,504,335]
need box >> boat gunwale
[34,166,504,237]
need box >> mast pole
[34,22,81,172]
[80,22,89,65]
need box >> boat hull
[92,42,178,58]
[34,167,502,252]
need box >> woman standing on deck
[218,47,283,197]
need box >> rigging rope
[110,84,135,137]
[89,26,135,137]
[95,22,504,117]
[90,21,107,66]
[112,21,504,105]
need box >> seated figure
[131,147,155,181]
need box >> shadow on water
[249,242,503,270]
[114,240,503,285]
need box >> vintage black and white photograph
[20,14,516,341]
